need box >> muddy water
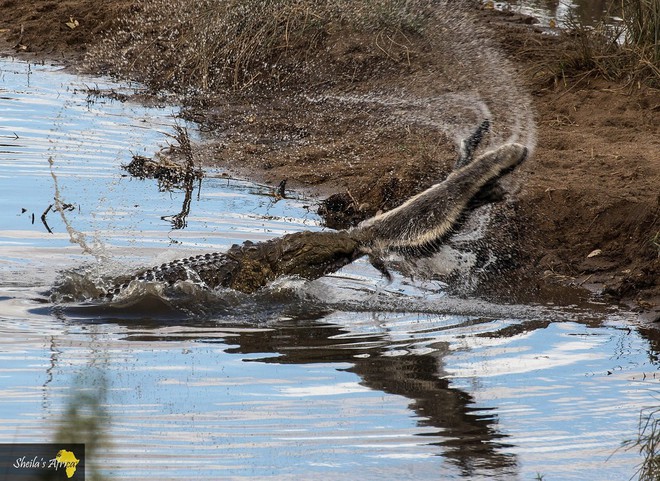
[495,0,614,26]
[1,57,659,480]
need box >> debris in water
[122,125,203,191]
[41,204,53,234]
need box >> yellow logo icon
[55,449,80,479]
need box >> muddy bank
[2,1,657,318]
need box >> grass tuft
[547,0,660,87]
[623,407,660,481]
[623,0,660,67]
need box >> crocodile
[103,122,528,299]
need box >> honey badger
[350,139,527,279]
[101,122,527,299]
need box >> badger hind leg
[455,119,490,169]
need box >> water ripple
[0,56,656,481]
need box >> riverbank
[2,0,658,319]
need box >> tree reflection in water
[224,314,518,478]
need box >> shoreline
[3,2,658,320]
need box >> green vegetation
[54,372,110,481]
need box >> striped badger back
[351,143,527,263]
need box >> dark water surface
[1,58,659,480]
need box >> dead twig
[41,204,53,234]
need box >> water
[0,57,659,480]
[492,0,614,26]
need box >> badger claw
[368,255,393,282]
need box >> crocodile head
[269,230,362,280]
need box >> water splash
[48,157,110,262]
[48,257,614,326]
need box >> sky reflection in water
[0,55,658,481]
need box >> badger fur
[350,142,528,274]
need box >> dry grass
[86,0,435,94]
[545,0,660,87]
[623,0,660,65]
[623,407,660,481]
[652,231,660,257]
